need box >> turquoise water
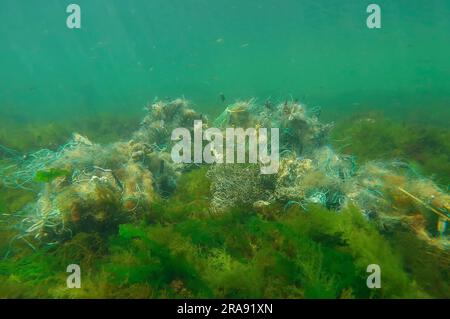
[1,0,450,123]
[0,1,449,299]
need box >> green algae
[0,113,139,153]
[34,168,71,183]
[0,184,433,298]
[331,113,450,185]
[0,115,448,299]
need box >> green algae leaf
[118,224,147,240]
[34,168,71,183]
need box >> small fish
[219,92,226,103]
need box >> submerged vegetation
[0,99,448,299]
[0,113,140,153]
[0,168,446,298]
[34,168,72,183]
[331,112,450,185]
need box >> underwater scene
[0,0,449,299]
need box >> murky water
[0,1,448,299]
[1,0,450,122]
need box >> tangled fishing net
[0,99,206,249]
[209,99,449,249]
[0,98,448,253]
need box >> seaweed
[0,98,448,299]
[0,197,434,298]
[34,168,71,183]
[331,113,450,185]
